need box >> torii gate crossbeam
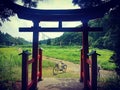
[19,27,102,32]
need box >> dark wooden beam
[19,27,102,32]
[4,0,119,15]
[3,0,120,21]
[17,13,102,22]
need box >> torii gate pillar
[82,22,89,89]
[31,20,39,90]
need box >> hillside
[52,32,82,46]
[0,31,29,46]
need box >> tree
[72,0,103,8]
[51,32,82,46]
[0,0,15,26]
[0,0,44,26]
[47,39,51,45]
[22,0,39,7]
[0,31,29,45]
[73,0,120,76]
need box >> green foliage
[46,39,51,45]
[54,72,79,78]
[94,48,116,70]
[93,37,104,49]
[0,0,40,26]
[0,48,22,67]
[89,12,120,75]
[0,47,22,81]
[0,0,15,26]
[0,47,22,90]
[42,32,82,46]
[73,1,120,75]
[22,0,38,7]
[72,0,103,8]
[42,60,55,68]
[0,31,29,46]
[42,45,81,64]
[99,76,120,90]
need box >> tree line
[0,31,29,46]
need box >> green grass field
[0,45,118,90]
[42,45,115,70]
[42,45,81,64]
[0,45,115,81]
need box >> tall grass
[42,45,115,70]
[0,47,57,80]
[0,48,22,81]
[94,48,115,70]
[98,76,120,90]
[0,47,22,90]
[42,60,55,68]
[0,48,22,65]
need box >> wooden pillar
[21,51,29,90]
[80,48,83,82]
[31,20,39,90]
[82,22,89,90]
[38,48,42,81]
[91,51,97,90]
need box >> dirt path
[43,56,80,74]
[37,56,115,90]
[37,56,83,90]
[38,78,84,90]
[43,56,115,79]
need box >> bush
[99,76,120,90]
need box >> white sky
[0,0,81,41]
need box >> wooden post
[91,51,97,90]
[80,48,83,82]
[59,20,62,29]
[82,22,89,90]
[22,51,29,90]
[31,20,39,90]
[38,48,42,81]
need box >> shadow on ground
[38,78,84,90]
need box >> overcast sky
[0,0,81,41]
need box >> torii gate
[4,0,119,90]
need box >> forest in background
[40,14,120,51]
[0,31,29,46]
